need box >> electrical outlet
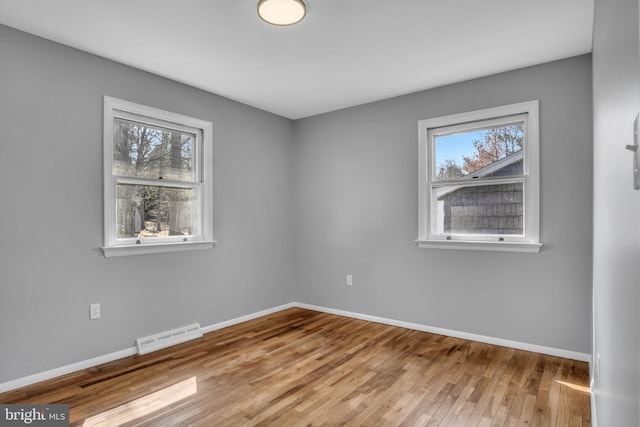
[90,303,101,320]
[346,275,353,286]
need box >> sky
[434,131,485,170]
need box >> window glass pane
[113,118,195,182]
[435,181,523,235]
[434,122,524,181]
[116,184,196,239]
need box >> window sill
[102,240,217,258]
[415,239,542,253]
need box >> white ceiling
[0,0,594,119]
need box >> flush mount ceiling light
[257,0,306,26]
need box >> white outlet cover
[90,303,101,320]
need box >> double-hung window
[103,96,215,257]
[417,101,541,253]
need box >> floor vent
[136,323,202,355]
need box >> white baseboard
[590,377,598,427]
[200,303,295,334]
[0,347,137,394]
[0,303,295,394]
[0,300,589,394]
[294,302,591,362]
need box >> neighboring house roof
[436,150,524,199]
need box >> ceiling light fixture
[257,0,306,26]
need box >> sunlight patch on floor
[556,380,591,394]
[82,376,197,426]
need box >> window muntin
[417,101,540,252]
[103,97,214,256]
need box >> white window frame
[416,100,542,253]
[102,96,216,257]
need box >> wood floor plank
[0,308,590,426]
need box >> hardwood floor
[0,308,590,426]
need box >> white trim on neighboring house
[436,150,524,199]
[0,301,590,393]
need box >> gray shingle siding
[439,159,524,235]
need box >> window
[103,96,215,257]
[417,101,541,253]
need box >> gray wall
[293,55,593,354]
[0,25,295,383]
[592,0,640,424]
[0,23,595,388]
